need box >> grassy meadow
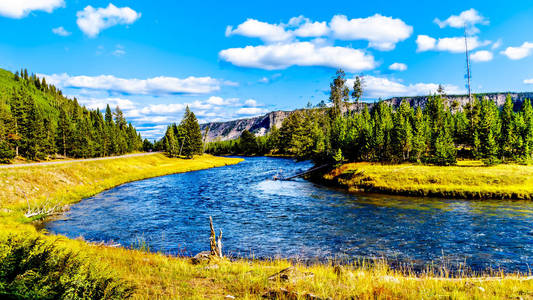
[323,160,533,200]
[1,154,532,299]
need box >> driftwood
[18,189,60,218]
[209,216,223,258]
[274,164,330,181]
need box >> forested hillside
[207,69,533,166]
[0,68,144,163]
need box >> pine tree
[56,106,70,157]
[351,76,363,103]
[239,130,258,155]
[412,107,428,162]
[329,69,350,117]
[180,107,203,158]
[500,95,514,161]
[164,125,178,157]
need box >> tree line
[0,69,147,163]
[206,69,533,166]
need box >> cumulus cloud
[219,41,376,72]
[78,97,136,110]
[40,73,224,95]
[76,3,141,37]
[244,99,259,107]
[470,50,493,62]
[236,107,268,115]
[388,62,407,71]
[416,35,436,52]
[347,75,462,98]
[52,26,71,36]
[434,8,488,34]
[291,17,329,37]
[329,14,413,51]
[416,35,490,53]
[225,18,292,43]
[501,42,533,60]
[524,79,533,84]
[0,0,64,18]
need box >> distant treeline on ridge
[206,69,533,166]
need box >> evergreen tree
[329,69,350,117]
[412,107,428,162]
[351,76,363,103]
[239,130,258,155]
[500,94,514,161]
[180,106,203,158]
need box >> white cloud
[347,75,462,98]
[293,19,329,37]
[416,35,436,52]
[388,62,407,71]
[225,18,292,43]
[0,0,64,18]
[434,8,488,34]
[112,44,126,56]
[329,14,412,50]
[417,35,490,53]
[40,73,224,95]
[76,3,141,37]
[244,99,259,107]
[226,14,411,51]
[52,26,71,36]
[492,39,502,50]
[501,42,533,60]
[236,107,268,116]
[470,50,493,62]
[219,41,376,72]
[523,79,533,84]
[78,97,136,110]
[113,49,126,56]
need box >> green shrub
[0,232,134,299]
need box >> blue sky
[1,0,533,139]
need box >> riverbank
[3,223,532,299]
[0,153,243,220]
[1,155,532,298]
[321,160,533,199]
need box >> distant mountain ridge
[201,92,533,142]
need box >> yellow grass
[324,160,533,199]
[1,154,532,299]
[0,153,243,217]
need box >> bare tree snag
[209,216,223,258]
[217,229,223,258]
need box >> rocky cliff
[201,92,533,142]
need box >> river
[46,156,533,272]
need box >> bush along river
[46,156,533,272]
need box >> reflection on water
[47,157,533,272]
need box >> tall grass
[324,160,533,199]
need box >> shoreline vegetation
[1,154,532,298]
[320,160,533,200]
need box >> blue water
[46,157,533,272]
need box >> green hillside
[0,68,144,163]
